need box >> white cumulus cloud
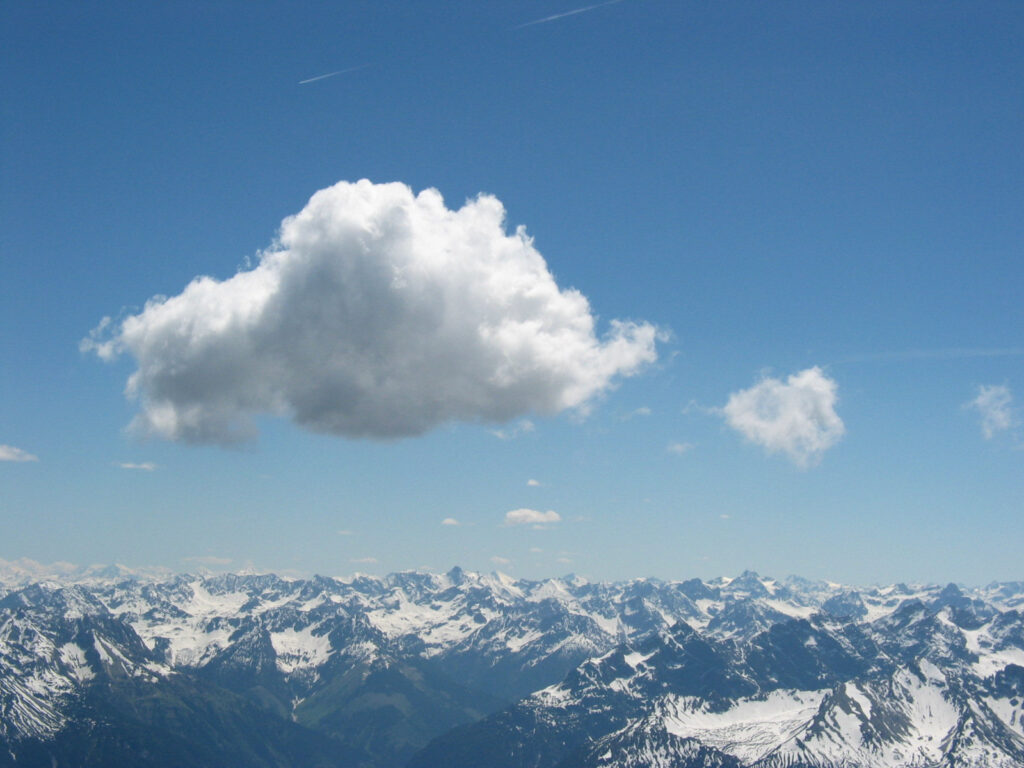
[83,180,659,443]
[504,508,561,526]
[0,444,38,462]
[967,384,1014,439]
[722,366,844,468]
[441,517,461,526]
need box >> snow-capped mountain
[411,584,1024,768]
[1,566,1022,767]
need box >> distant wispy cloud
[966,384,1015,439]
[336,529,355,536]
[526,478,542,487]
[117,461,156,471]
[441,517,461,526]
[666,441,693,455]
[620,406,652,421]
[182,555,232,567]
[682,399,716,416]
[351,556,378,565]
[491,555,512,566]
[504,508,561,526]
[722,367,844,468]
[513,0,625,29]
[491,419,536,440]
[298,64,369,85]
[836,347,1024,365]
[0,444,38,462]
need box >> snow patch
[270,626,333,673]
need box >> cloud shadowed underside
[84,180,659,444]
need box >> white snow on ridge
[844,680,871,718]
[185,580,250,617]
[623,650,653,668]
[769,666,961,768]
[58,642,94,683]
[960,623,1024,679]
[661,689,826,763]
[270,626,333,673]
[764,599,816,619]
[986,695,1024,739]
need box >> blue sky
[1,1,1021,585]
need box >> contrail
[513,0,626,30]
[298,64,369,85]
[832,347,1024,365]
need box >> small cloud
[0,444,38,463]
[491,556,512,566]
[722,366,844,468]
[351,556,378,564]
[491,419,536,441]
[682,399,715,416]
[117,461,156,471]
[556,557,573,564]
[504,508,561,526]
[620,406,652,420]
[667,441,693,455]
[529,547,543,554]
[182,555,232,567]
[719,513,731,520]
[441,517,461,526]
[337,529,355,536]
[526,478,542,487]
[966,384,1015,439]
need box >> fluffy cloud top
[0,444,38,462]
[84,180,658,443]
[441,517,461,526]
[504,508,561,526]
[967,384,1014,439]
[722,366,844,468]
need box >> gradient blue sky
[2,1,1021,585]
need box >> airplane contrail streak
[833,348,1024,365]
[513,0,626,30]
[298,64,369,85]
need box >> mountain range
[1,562,1022,767]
